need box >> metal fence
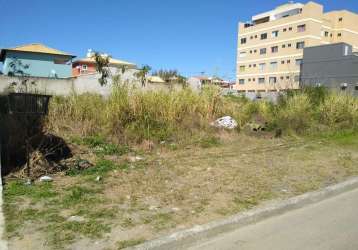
[0,93,51,175]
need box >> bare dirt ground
[4,133,358,250]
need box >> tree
[93,52,111,86]
[7,58,30,77]
[135,65,151,87]
[6,58,37,93]
[152,69,187,85]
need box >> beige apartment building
[235,1,358,93]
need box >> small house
[147,76,166,84]
[72,50,137,77]
[188,76,232,90]
[0,43,75,78]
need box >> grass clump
[116,238,146,249]
[62,186,101,208]
[72,135,129,156]
[198,135,221,148]
[4,181,57,202]
[66,159,128,177]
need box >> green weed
[4,181,57,202]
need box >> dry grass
[4,133,358,250]
[5,86,358,249]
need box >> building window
[241,38,247,44]
[81,64,88,71]
[270,62,278,70]
[260,48,267,54]
[286,76,290,80]
[297,24,306,32]
[280,76,284,80]
[355,85,358,91]
[250,36,254,39]
[296,41,305,49]
[325,31,329,37]
[288,43,292,47]
[272,30,279,38]
[283,28,287,32]
[239,52,247,58]
[255,35,258,38]
[287,60,291,63]
[240,66,245,72]
[250,50,253,54]
[281,61,285,64]
[252,78,256,82]
[296,59,303,66]
[258,78,265,84]
[269,77,277,84]
[282,44,286,48]
[271,46,279,53]
[254,49,257,53]
[248,78,251,82]
[249,64,252,68]
[253,64,257,67]
[261,33,268,40]
[259,63,266,72]
[289,27,293,31]
[338,33,342,37]
[339,17,343,22]
[239,79,245,85]
[344,45,349,56]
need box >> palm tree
[135,65,151,87]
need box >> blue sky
[0,0,357,80]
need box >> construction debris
[39,176,53,182]
[211,116,238,129]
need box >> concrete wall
[301,43,358,95]
[2,51,73,78]
[188,77,202,91]
[0,73,185,97]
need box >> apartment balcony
[242,2,305,30]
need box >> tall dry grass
[46,85,358,144]
[47,85,244,143]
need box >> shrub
[303,86,329,106]
[319,93,358,130]
[275,93,315,134]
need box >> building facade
[235,1,358,93]
[72,50,136,77]
[0,44,75,78]
[188,76,232,91]
[301,43,358,95]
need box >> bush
[319,93,358,130]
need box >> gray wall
[0,72,184,97]
[301,43,358,95]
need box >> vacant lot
[4,132,358,250]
